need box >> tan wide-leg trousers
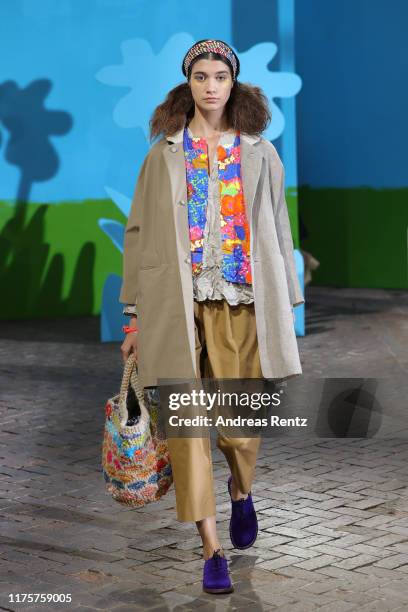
[167,299,263,522]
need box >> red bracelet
[122,325,139,334]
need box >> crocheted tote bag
[101,352,173,506]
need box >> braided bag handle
[118,353,150,429]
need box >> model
[120,38,304,594]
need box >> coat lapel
[239,136,264,220]
[162,142,190,259]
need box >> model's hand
[121,332,138,364]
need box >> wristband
[122,325,139,334]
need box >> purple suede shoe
[228,475,258,549]
[202,549,234,594]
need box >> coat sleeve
[266,143,305,308]
[118,154,149,307]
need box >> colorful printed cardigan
[183,125,252,285]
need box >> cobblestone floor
[0,287,407,611]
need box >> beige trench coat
[119,126,305,390]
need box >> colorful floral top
[187,126,254,305]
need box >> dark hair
[149,51,271,142]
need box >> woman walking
[120,39,304,594]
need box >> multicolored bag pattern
[101,353,173,506]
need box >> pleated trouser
[166,299,263,522]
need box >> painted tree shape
[0,79,72,206]
[0,79,92,318]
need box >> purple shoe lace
[212,548,223,565]
[228,476,252,511]
[234,496,252,518]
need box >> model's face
[189,59,233,114]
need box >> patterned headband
[182,39,239,80]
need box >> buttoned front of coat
[119,126,305,390]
